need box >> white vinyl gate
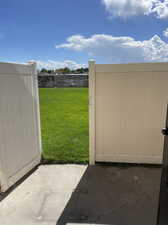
[0,62,41,192]
[89,61,168,165]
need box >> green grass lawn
[39,88,89,163]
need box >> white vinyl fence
[89,61,168,165]
[0,62,41,192]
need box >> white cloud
[153,0,168,18]
[31,60,87,69]
[163,28,168,37]
[102,0,168,19]
[56,34,168,63]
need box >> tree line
[38,67,88,75]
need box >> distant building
[38,73,88,88]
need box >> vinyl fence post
[28,62,42,157]
[89,60,96,165]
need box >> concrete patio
[0,164,161,225]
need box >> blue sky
[1,0,168,68]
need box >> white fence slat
[89,60,96,165]
[0,62,41,192]
[89,62,168,164]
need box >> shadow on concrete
[0,165,38,202]
[57,164,161,225]
[157,164,168,225]
[157,182,168,225]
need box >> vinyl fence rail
[89,61,168,165]
[0,62,42,192]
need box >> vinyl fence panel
[89,61,168,165]
[0,62,41,192]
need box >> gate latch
[162,127,168,136]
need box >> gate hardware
[162,128,168,136]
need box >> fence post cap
[89,60,95,67]
[89,59,95,63]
